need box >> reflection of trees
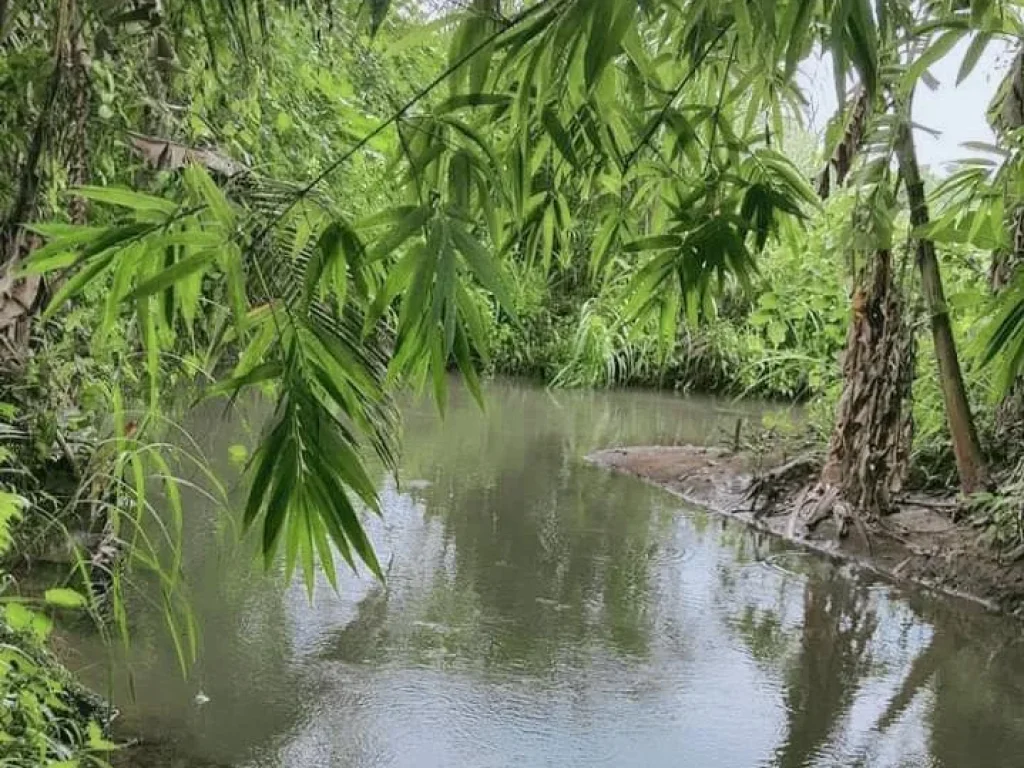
[721,548,1024,768]
[74,381,1024,767]
[926,635,1024,768]
[398,393,665,669]
[720,555,882,768]
[774,571,878,768]
[320,584,390,664]
[383,378,769,671]
[733,603,793,667]
[871,596,1024,768]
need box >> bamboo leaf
[453,322,484,409]
[449,221,519,323]
[366,205,431,262]
[184,163,236,229]
[245,418,288,528]
[957,32,992,85]
[305,221,350,308]
[905,29,964,89]
[542,108,580,168]
[204,362,284,400]
[623,234,681,252]
[262,439,297,563]
[71,186,178,215]
[44,588,87,609]
[434,93,512,113]
[583,1,632,91]
[783,0,816,78]
[127,250,216,301]
[42,250,119,320]
[369,0,392,36]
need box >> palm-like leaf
[27,0,1024,590]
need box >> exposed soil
[588,445,1024,616]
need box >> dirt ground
[588,445,1024,616]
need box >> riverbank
[0,617,112,762]
[588,445,1024,616]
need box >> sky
[800,40,1014,173]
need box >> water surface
[64,380,1024,767]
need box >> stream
[62,379,1024,767]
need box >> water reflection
[55,379,1024,768]
[774,570,881,768]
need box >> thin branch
[623,20,733,174]
[704,35,739,178]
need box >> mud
[588,445,1024,616]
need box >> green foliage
[19,0,835,596]
[9,6,1024,766]
[5,0,1024,714]
[490,192,853,400]
[24,169,403,592]
[0,493,113,767]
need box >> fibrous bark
[816,87,870,200]
[821,250,914,513]
[64,24,90,225]
[793,249,915,535]
[775,86,915,534]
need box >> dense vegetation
[4,0,1024,761]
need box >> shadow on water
[55,379,1024,768]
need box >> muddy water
[63,380,1024,767]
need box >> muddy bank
[588,445,1024,616]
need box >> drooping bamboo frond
[22,163,406,586]
[24,0,1022,591]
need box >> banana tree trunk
[762,89,916,531]
[818,249,914,517]
[807,89,914,523]
[895,117,989,494]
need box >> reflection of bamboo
[872,635,944,734]
[775,575,878,768]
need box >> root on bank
[750,249,915,542]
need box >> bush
[0,493,114,766]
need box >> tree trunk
[0,0,72,264]
[786,248,915,535]
[816,86,871,199]
[755,89,919,532]
[786,87,916,531]
[895,117,989,494]
[819,249,915,516]
[64,18,90,225]
[0,1,71,363]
